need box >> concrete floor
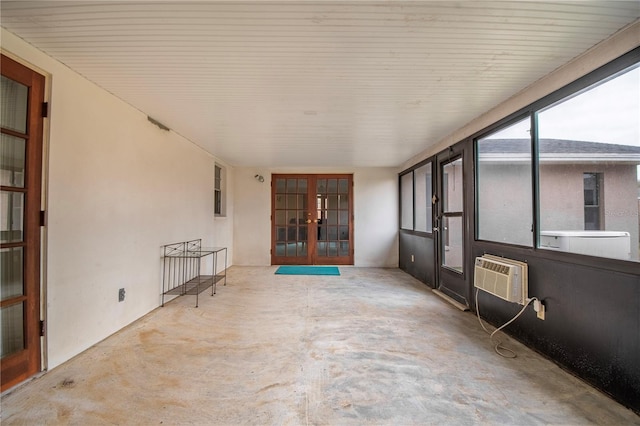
[1,266,638,425]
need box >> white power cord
[475,288,537,358]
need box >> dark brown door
[1,55,45,391]
[272,174,353,265]
[434,145,469,306]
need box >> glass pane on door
[1,302,25,357]
[1,191,24,244]
[1,247,23,300]
[0,76,28,134]
[274,177,308,258]
[442,216,463,272]
[1,134,26,188]
[442,158,464,273]
[316,178,349,258]
[442,159,463,212]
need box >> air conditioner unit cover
[474,256,526,304]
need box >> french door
[271,174,354,265]
[1,55,45,391]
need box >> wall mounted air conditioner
[474,255,528,305]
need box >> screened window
[537,64,639,262]
[414,163,433,232]
[583,173,603,230]
[476,117,533,246]
[214,164,225,216]
[400,172,413,230]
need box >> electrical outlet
[534,299,545,320]
[118,288,126,302]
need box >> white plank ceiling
[1,1,639,167]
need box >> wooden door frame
[271,174,354,265]
[1,54,45,391]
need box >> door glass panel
[327,195,338,209]
[442,216,464,273]
[287,226,297,241]
[340,242,350,256]
[315,176,351,259]
[298,179,307,194]
[1,247,23,301]
[1,302,25,357]
[441,157,464,273]
[1,191,24,244]
[327,211,338,225]
[274,177,309,260]
[1,134,26,188]
[338,179,348,193]
[298,224,308,257]
[286,211,298,224]
[442,159,463,212]
[328,227,338,240]
[318,226,327,240]
[286,179,297,193]
[285,242,296,256]
[339,226,349,240]
[339,211,348,225]
[1,76,28,134]
[297,194,308,210]
[338,195,348,209]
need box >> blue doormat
[275,266,340,276]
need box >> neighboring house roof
[479,139,640,164]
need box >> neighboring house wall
[538,164,584,231]
[233,167,398,267]
[1,29,234,369]
[539,163,639,260]
[477,162,532,246]
[478,161,639,260]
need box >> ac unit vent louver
[474,255,528,305]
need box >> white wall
[214,163,235,273]
[2,29,233,369]
[233,167,398,267]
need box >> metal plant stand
[162,239,227,307]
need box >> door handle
[306,219,312,224]
[433,227,439,232]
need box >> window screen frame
[469,46,640,273]
[399,158,435,236]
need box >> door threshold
[432,289,469,311]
